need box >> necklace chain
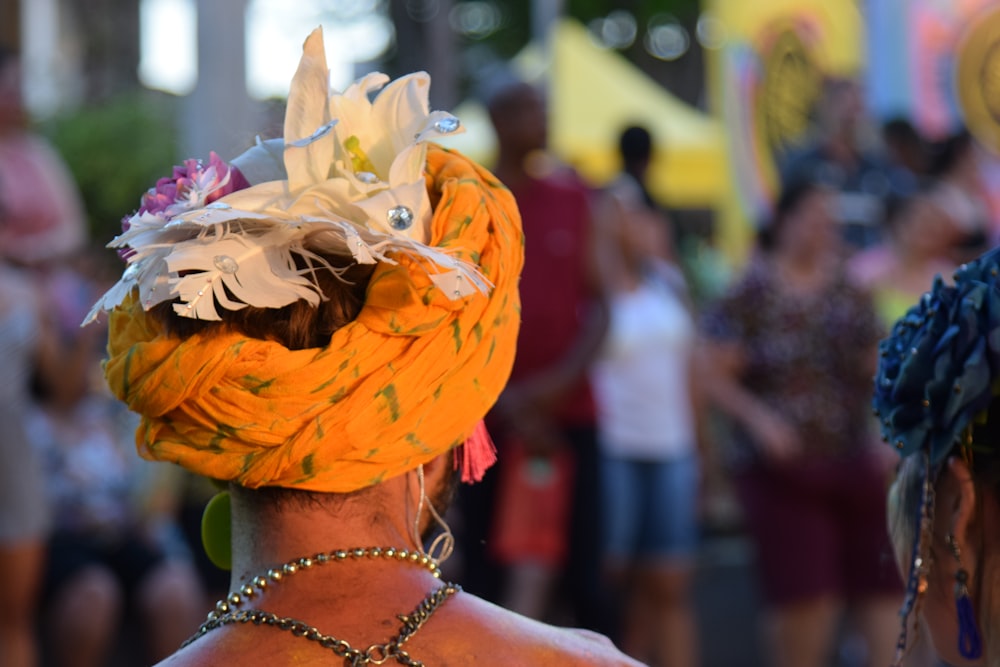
[184,546,458,666]
[188,583,460,667]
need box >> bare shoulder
[148,592,645,667]
[148,633,287,667]
[422,592,646,666]
[150,641,223,667]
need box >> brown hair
[150,255,375,350]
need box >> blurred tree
[387,0,705,108]
[386,0,460,109]
[567,0,699,25]
[42,92,179,255]
[63,0,140,102]
[567,0,705,107]
[1,1,19,50]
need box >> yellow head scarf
[104,145,522,493]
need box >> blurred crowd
[1,39,997,667]
[0,47,210,667]
[453,73,995,667]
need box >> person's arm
[29,266,112,413]
[32,307,98,412]
[701,337,801,463]
[688,341,711,464]
[588,184,632,297]
[494,197,609,454]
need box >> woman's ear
[421,453,452,487]
[941,456,978,560]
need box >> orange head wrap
[103,145,522,493]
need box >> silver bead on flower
[387,205,415,231]
[434,117,461,133]
[213,255,239,274]
[356,171,379,184]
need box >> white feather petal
[232,137,287,185]
[370,72,431,163]
[350,180,430,241]
[211,181,291,216]
[284,28,334,191]
[82,278,135,325]
[430,269,480,300]
[166,231,321,320]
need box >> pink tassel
[455,420,497,483]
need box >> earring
[411,465,454,563]
[947,534,983,660]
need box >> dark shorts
[43,531,167,604]
[602,454,699,561]
[735,452,902,607]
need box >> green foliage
[479,0,531,59]
[40,91,179,247]
[464,0,700,58]
[567,0,701,22]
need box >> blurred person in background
[928,131,996,264]
[0,44,87,667]
[849,189,953,667]
[590,124,704,666]
[780,77,894,252]
[701,178,900,667]
[0,243,51,667]
[850,187,957,327]
[0,43,204,666]
[479,79,613,633]
[30,249,205,667]
[881,118,929,183]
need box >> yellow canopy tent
[440,19,726,208]
[549,20,725,208]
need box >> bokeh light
[587,10,638,50]
[644,14,690,61]
[449,1,503,40]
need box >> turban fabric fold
[104,145,523,493]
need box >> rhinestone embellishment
[213,255,239,274]
[286,119,338,148]
[356,171,379,184]
[434,116,460,133]
[387,205,414,231]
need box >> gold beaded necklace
[184,546,461,667]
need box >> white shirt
[590,265,697,460]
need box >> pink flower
[119,152,251,258]
[137,152,250,218]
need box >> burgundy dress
[702,258,901,605]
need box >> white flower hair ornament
[85,27,481,324]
